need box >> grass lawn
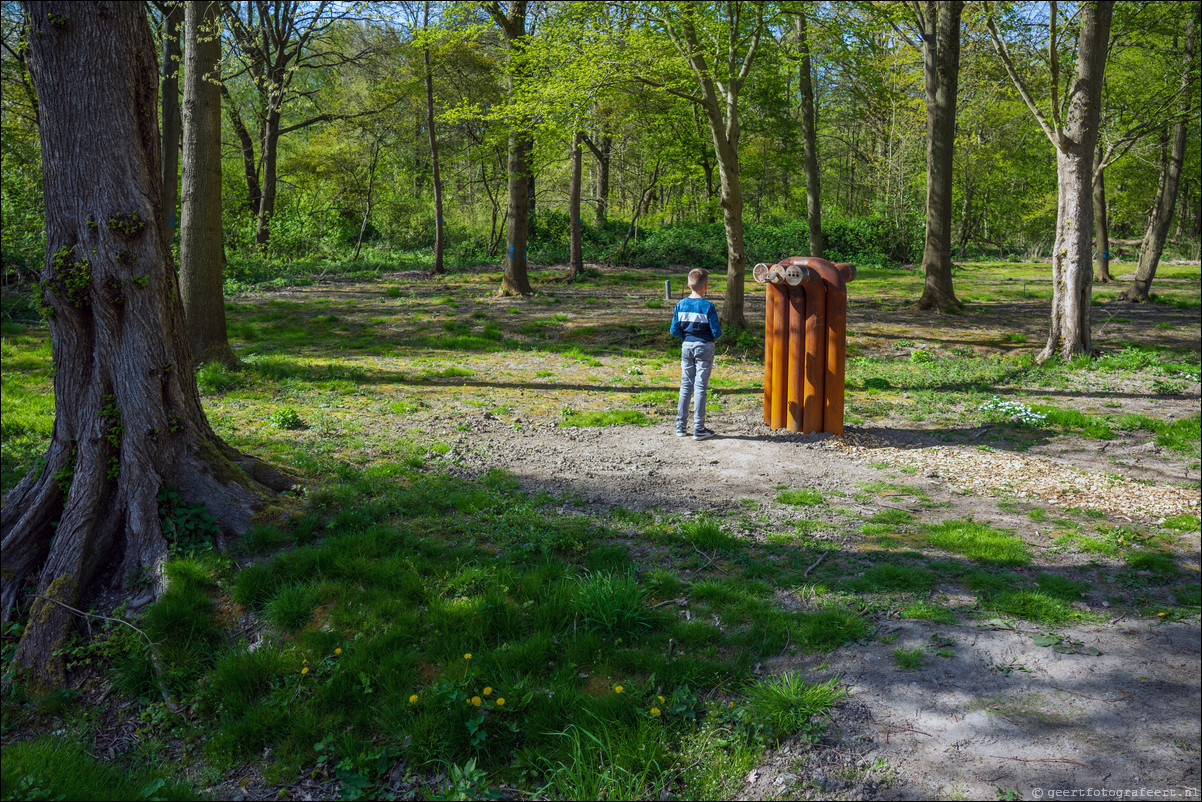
[1,258,1199,799]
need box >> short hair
[687,268,708,289]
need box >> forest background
[3,0,1198,300]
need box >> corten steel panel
[802,278,825,433]
[763,283,775,426]
[787,288,806,432]
[769,282,789,430]
[754,257,856,436]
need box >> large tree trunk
[180,0,235,367]
[1121,3,1197,303]
[714,142,748,330]
[569,129,584,278]
[1093,145,1112,283]
[917,0,963,310]
[1039,1,1112,361]
[160,2,183,233]
[424,0,445,274]
[795,9,822,259]
[488,1,533,296]
[6,0,274,693]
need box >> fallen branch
[33,595,180,716]
[804,551,827,577]
[984,755,1091,769]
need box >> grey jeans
[677,340,715,428]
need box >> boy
[669,268,722,440]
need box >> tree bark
[1121,2,1197,303]
[220,84,260,216]
[254,101,281,251]
[486,0,533,296]
[159,2,183,234]
[795,9,822,259]
[424,0,445,274]
[916,0,963,310]
[594,132,611,228]
[1093,145,1112,283]
[180,0,235,367]
[569,129,584,278]
[667,4,763,332]
[6,0,274,693]
[1041,1,1112,360]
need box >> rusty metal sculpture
[753,257,856,435]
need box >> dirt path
[436,397,1199,800]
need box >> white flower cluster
[980,396,1047,425]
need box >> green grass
[559,409,652,427]
[3,262,1198,798]
[741,674,845,743]
[776,488,824,506]
[923,518,1031,565]
[846,563,937,594]
[0,737,203,800]
[892,648,926,670]
[899,600,958,624]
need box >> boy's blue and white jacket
[670,297,722,343]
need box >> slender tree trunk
[621,165,660,256]
[917,0,963,310]
[254,102,280,251]
[595,132,611,228]
[1121,3,1197,302]
[1039,1,1112,361]
[352,139,381,261]
[1093,145,1112,283]
[160,2,183,233]
[569,129,584,278]
[795,9,822,258]
[424,0,445,274]
[221,85,260,215]
[180,0,235,367]
[7,0,275,693]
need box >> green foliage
[268,407,307,430]
[157,486,221,554]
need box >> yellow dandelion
[496,698,505,706]
[464,653,473,660]
[471,696,482,706]
[483,687,493,696]
[651,707,661,717]
[301,666,309,675]
[334,648,342,655]
[728,701,735,708]
[614,685,624,694]
[657,695,665,704]
[1158,612,1166,617]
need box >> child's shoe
[675,425,688,437]
[693,425,715,441]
